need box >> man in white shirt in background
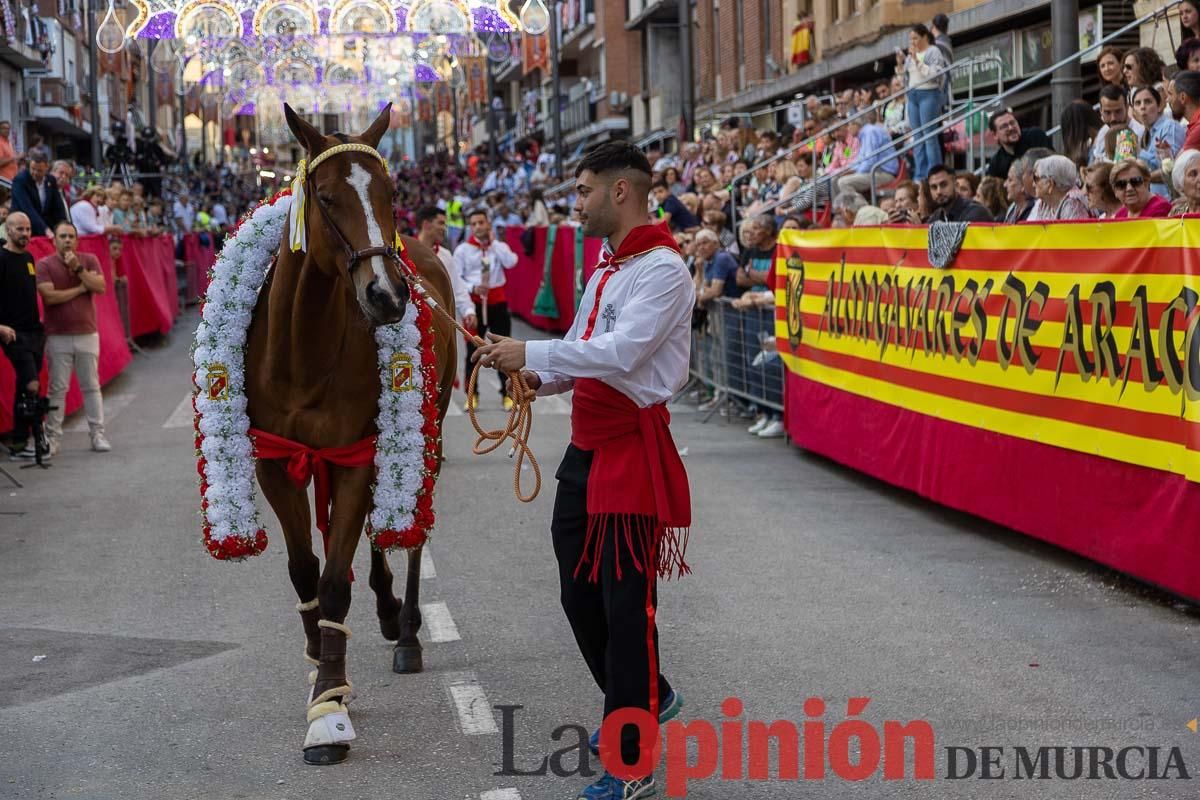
[471,141,693,800]
[414,205,475,333]
[452,207,518,410]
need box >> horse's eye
[318,193,336,205]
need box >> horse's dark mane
[332,132,351,143]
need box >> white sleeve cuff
[525,339,553,374]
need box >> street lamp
[521,0,562,179]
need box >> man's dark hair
[927,164,953,182]
[53,220,76,234]
[1099,83,1127,104]
[415,205,444,227]
[466,208,489,222]
[932,13,949,34]
[574,140,653,180]
[1176,71,1200,104]
[651,179,669,191]
[910,23,931,40]
[987,108,1017,132]
[28,148,50,164]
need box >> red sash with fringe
[569,378,691,580]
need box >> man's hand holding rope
[471,332,527,374]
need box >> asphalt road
[1,311,1198,800]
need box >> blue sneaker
[577,773,656,799]
[588,689,683,756]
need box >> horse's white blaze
[345,161,396,298]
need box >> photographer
[36,221,110,455]
[0,212,47,458]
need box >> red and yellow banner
[775,221,1200,482]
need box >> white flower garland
[192,191,439,561]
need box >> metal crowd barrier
[686,298,784,421]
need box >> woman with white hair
[1169,149,1200,216]
[1030,155,1091,220]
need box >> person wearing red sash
[452,207,518,410]
[471,141,693,800]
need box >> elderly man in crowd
[1030,155,1091,221]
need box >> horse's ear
[361,103,392,149]
[284,103,324,154]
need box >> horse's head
[283,102,409,326]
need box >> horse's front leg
[304,464,373,766]
[256,460,323,692]
[392,545,424,674]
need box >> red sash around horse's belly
[250,427,377,578]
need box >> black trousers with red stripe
[551,443,673,769]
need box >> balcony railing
[561,94,593,136]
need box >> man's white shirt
[525,245,694,408]
[452,237,519,296]
[430,242,475,322]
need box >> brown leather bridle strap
[306,167,402,276]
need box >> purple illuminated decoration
[414,62,440,82]
[240,9,255,42]
[395,6,406,30]
[138,11,176,38]
[472,6,511,33]
[319,7,331,34]
[235,102,255,115]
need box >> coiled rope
[402,272,542,502]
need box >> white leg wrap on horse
[307,674,355,706]
[303,651,320,667]
[303,701,356,748]
[296,598,319,612]
[317,619,352,638]
[310,685,354,707]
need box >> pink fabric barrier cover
[183,232,215,305]
[0,235,133,432]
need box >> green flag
[533,225,559,319]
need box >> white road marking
[481,790,522,800]
[447,675,499,735]
[346,162,395,299]
[163,393,195,428]
[420,601,460,643]
[420,546,436,579]
[63,392,135,433]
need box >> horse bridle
[294,142,403,277]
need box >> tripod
[103,160,136,187]
[3,395,53,480]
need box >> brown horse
[244,103,456,765]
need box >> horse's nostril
[366,281,402,318]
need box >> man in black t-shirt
[652,180,700,232]
[0,212,47,456]
[984,109,1053,179]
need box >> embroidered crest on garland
[192,190,440,561]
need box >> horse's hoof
[392,644,423,674]
[303,744,349,766]
[379,613,401,642]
